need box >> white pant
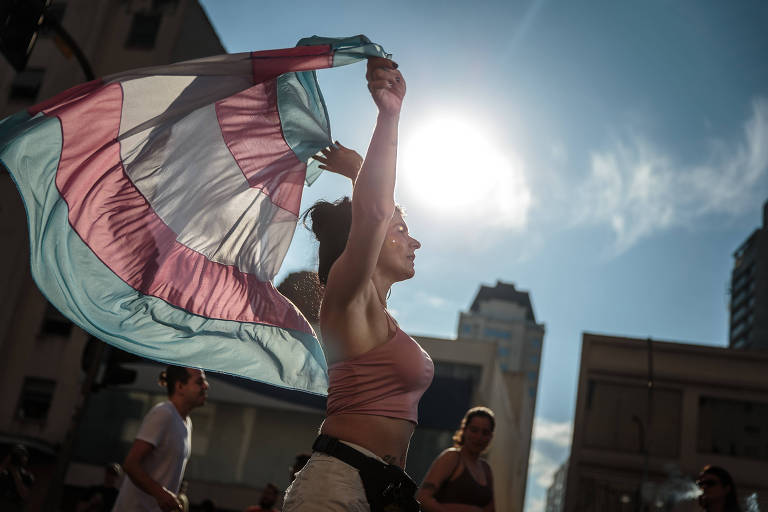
[283,441,384,512]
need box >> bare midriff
[320,413,415,468]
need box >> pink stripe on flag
[28,79,104,116]
[216,80,305,216]
[250,45,333,83]
[51,82,312,334]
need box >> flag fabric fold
[0,35,389,395]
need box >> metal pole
[42,15,95,81]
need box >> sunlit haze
[401,115,532,229]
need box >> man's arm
[8,466,31,502]
[122,439,180,512]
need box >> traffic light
[0,0,50,71]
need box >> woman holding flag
[282,58,433,511]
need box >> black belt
[312,434,420,512]
[313,434,383,473]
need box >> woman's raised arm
[325,58,405,305]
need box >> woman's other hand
[312,142,363,182]
[366,57,405,116]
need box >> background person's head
[259,483,279,509]
[697,465,741,512]
[452,406,495,454]
[158,366,209,408]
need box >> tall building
[546,460,568,512]
[0,1,224,509]
[729,199,768,350]
[457,281,546,512]
[564,333,768,512]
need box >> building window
[16,377,56,422]
[730,321,750,340]
[731,304,750,324]
[698,396,768,460]
[483,327,511,340]
[9,68,45,101]
[125,13,162,49]
[40,302,73,338]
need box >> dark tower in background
[729,199,768,350]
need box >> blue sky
[199,1,768,510]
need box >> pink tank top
[326,325,434,424]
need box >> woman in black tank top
[417,407,496,511]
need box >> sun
[400,115,532,230]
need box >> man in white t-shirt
[113,366,209,511]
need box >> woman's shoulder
[436,447,461,463]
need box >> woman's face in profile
[697,473,727,509]
[378,211,421,281]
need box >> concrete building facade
[565,333,768,512]
[457,280,545,512]
[0,1,224,509]
[729,199,768,350]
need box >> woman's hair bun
[303,197,352,242]
[302,197,353,284]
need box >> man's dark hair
[158,365,190,397]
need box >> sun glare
[400,116,532,230]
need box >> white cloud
[550,140,568,164]
[529,448,561,488]
[573,97,768,253]
[526,496,547,512]
[533,417,573,447]
[524,418,573,511]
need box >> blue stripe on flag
[1,113,329,394]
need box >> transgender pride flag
[0,35,388,395]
